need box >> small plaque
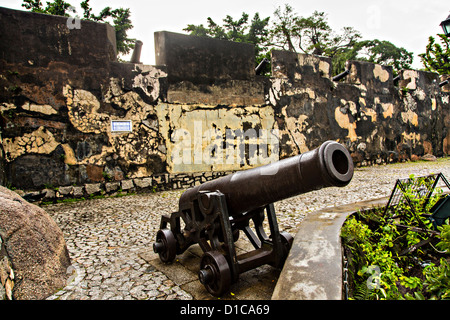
[111,120,132,132]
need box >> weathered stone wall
[0,7,169,191]
[270,51,449,164]
[0,131,4,186]
[0,7,449,196]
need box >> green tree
[269,6,361,58]
[21,0,135,56]
[331,39,413,75]
[269,4,299,52]
[184,4,413,77]
[22,0,71,15]
[269,5,411,75]
[357,40,413,74]
[419,34,450,75]
[270,5,361,74]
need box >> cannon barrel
[179,140,354,215]
[155,140,354,296]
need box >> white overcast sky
[1,0,448,69]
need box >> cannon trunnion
[153,141,354,296]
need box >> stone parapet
[0,6,116,68]
[154,31,255,84]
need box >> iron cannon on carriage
[153,140,354,296]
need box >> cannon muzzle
[179,140,353,215]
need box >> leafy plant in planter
[341,177,449,300]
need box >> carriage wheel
[198,251,231,297]
[280,231,294,252]
[153,229,177,263]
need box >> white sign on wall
[111,120,133,132]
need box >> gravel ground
[44,158,450,300]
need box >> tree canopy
[184,4,414,76]
[419,34,450,75]
[22,0,135,57]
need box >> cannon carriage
[153,141,354,296]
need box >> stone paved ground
[44,158,450,300]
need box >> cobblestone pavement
[44,159,450,300]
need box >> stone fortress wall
[0,7,449,199]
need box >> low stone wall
[17,170,231,204]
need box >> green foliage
[421,258,450,299]
[269,4,298,52]
[184,4,413,77]
[21,0,135,56]
[360,40,413,71]
[436,221,450,253]
[419,34,450,75]
[341,183,449,300]
[102,171,112,182]
[333,39,413,76]
[270,5,412,76]
[80,1,135,56]
[22,0,71,16]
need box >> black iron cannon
[153,140,354,296]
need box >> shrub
[341,187,449,300]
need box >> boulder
[420,154,437,161]
[0,186,71,300]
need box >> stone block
[344,60,393,91]
[86,165,104,183]
[440,75,450,92]
[166,79,265,106]
[42,188,56,200]
[58,186,73,196]
[109,62,168,104]
[0,186,71,300]
[85,183,101,195]
[121,179,134,190]
[8,153,68,190]
[398,69,440,92]
[271,50,332,80]
[105,182,120,193]
[73,186,84,198]
[133,177,152,188]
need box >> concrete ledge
[272,197,388,300]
